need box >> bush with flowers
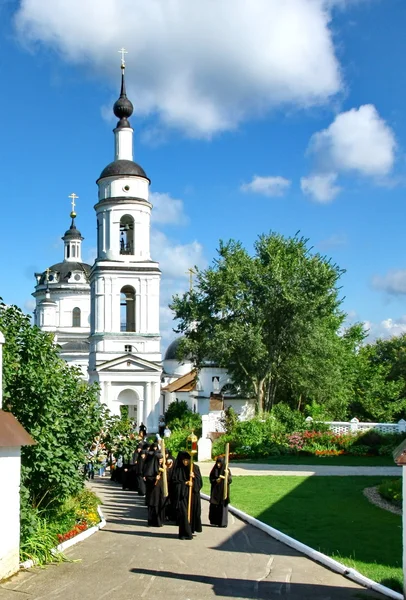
[211,406,406,459]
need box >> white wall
[0,447,21,581]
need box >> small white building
[161,337,254,418]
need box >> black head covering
[173,451,192,481]
[210,456,226,480]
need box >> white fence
[305,417,406,435]
[201,413,406,438]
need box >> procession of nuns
[117,442,232,540]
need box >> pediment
[96,354,162,374]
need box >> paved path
[0,478,385,600]
[197,462,401,477]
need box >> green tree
[0,301,103,511]
[170,232,344,412]
[350,337,406,422]
[280,322,366,419]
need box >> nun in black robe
[209,457,232,527]
[145,453,166,526]
[172,451,203,540]
[143,444,159,505]
[134,449,147,496]
[163,452,176,522]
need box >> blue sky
[0,0,406,348]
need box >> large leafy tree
[0,301,103,510]
[170,232,345,412]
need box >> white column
[145,382,151,431]
[138,399,144,428]
[114,127,134,161]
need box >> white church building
[33,59,253,431]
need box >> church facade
[33,59,254,430]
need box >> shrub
[379,478,401,506]
[165,429,191,457]
[271,403,306,433]
[165,401,202,436]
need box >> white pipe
[201,493,403,600]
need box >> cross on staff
[68,193,78,214]
[186,267,195,292]
[45,268,51,286]
[118,47,128,68]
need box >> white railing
[305,417,406,435]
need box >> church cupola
[62,193,83,262]
[95,52,152,262]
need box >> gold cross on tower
[68,193,78,217]
[45,268,51,285]
[118,47,128,68]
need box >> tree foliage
[170,232,345,412]
[350,335,406,422]
[0,301,103,515]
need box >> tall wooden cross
[118,47,128,68]
[68,193,78,213]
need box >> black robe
[134,452,147,496]
[145,454,166,527]
[209,459,232,527]
[172,452,203,540]
[143,448,158,505]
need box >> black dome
[38,262,91,285]
[63,219,83,240]
[164,337,191,361]
[114,96,133,121]
[97,159,148,182]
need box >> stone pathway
[0,477,386,600]
[197,462,401,477]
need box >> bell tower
[89,52,162,430]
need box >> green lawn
[203,475,402,592]
[231,455,396,466]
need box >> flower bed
[211,420,406,461]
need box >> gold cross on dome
[45,268,50,283]
[68,193,78,213]
[118,47,128,68]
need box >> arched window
[221,383,238,397]
[72,307,81,327]
[120,215,134,255]
[120,286,135,331]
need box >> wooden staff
[160,439,168,498]
[223,442,230,501]
[187,453,194,523]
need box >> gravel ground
[363,486,401,516]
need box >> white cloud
[372,269,406,296]
[300,173,341,203]
[150,192,188,226]
[24,299,36,313]
[151,230,208,351]
[15,0,343,137]
[308,105,396,177]
[365,316,406,341]
[152,230,206,280]
[241,175,291,197]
